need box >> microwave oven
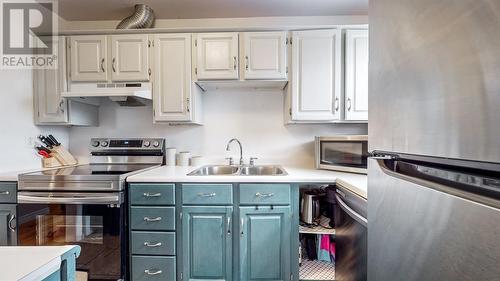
[315,135,368,174]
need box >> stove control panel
[90,138,165,151]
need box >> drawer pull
[255,192,274,198]
[144,242,162,247]
[0,191,9,195]
[143,217,162,222]
[144,269,162,275]
[143,192,161,197]
[197,192,217,197]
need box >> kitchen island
[0,245,81,281]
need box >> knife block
[42,157,63,168]
[51,145,78,166]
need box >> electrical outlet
[24,136,35,148]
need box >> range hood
[62,82,152,106]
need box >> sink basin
[187,165,239,176]
[188,165,287,176]
[240,165,287,176]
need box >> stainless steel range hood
[62,82,152,106]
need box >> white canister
[190,156,204,167]
[166,148,177,166]
[177,151,191,166]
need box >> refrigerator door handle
[335,193,367,227]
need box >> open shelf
[299,260,335,281]
[299,216,335,235]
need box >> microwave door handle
[18,193,121,205]
[335,194,367,227]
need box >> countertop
[0,245,80,281]
[127,166,367,199]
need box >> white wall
[69,90,366,168]
[0,70,69,173]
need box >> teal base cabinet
[239,206,291,281]
[182,206,233,281]
[129,184,176,281]
[129,183,295,281]
[0,182,17,246]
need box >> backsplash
[0,70,69,173]
[69,90,367,167]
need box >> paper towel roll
[166,147,176,166]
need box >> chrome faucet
[226,138,244,165]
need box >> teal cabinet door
[239,206,291,281]
[0,204,16,246]
[182,206,233,281]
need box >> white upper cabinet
[70,35,108,82]
[153,33,201,123]
[110,34,150,81]
[242,32,287,80]
[35,36,98,126]
[344,29,369,121]
[195,32,239,80]
[35,36,68,123]
[289,29,341,121]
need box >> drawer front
[182,184,233,205]
[132,256,176,281]
[239,184,291,205]
[131,207,176,231]
[0,183,16,203]
[131,231,176,256]
[130,184,175,206]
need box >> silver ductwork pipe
[116,4,155,29]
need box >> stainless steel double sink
[188,165,287,176]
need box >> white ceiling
[58,0,368,21]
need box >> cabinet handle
[255,192,274,198]
[245,56,249,70]
[335,97,339,111]
[144,242,162,247]
[143,217,162,222]
[197,192,216,197]
[226,216,231,235]
[8,215,16,232]
[143,192,161,197]
[100,58,105,72]
[186,97,190,113]
[59,100,65,113]
[0,191,10,195]
[347,98,352,111]
[112,58,116,72]
[240,218,244,236]
[233,56,237,70]
[144,269,162,275]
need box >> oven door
[17,192,125,281]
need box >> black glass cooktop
[25,164,157,177]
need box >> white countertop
[0,246,79,281]
[127,165,367,199]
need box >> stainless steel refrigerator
[368,0,500,280]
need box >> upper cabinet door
[34,36,68,124]
[153,33,193,122]
[110,34,150,81]
[345,29,369,121]
[242,32,287,80]
[290,29,341,121]
[195,33,239,80]
[69,35,108,82]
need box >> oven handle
[18,192,122,205]
[335,193,367,227]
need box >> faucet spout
[226,138,243,165]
